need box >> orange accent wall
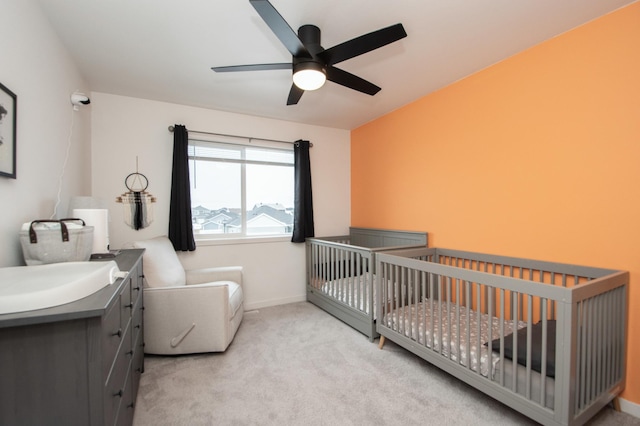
[352,3,640,404]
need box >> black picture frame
[0,81,17,179]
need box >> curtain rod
[167,126,312,147]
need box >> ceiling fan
[212,0,407,105]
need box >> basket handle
[59,218,87,226]
[29,220,70,244]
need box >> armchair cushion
[186,266,242,286]
[132,236,186,288]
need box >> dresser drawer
[132,330,144,402]
[115,370,134,426]
[104,324,132,426]
[131,276,142,310]
[131,264,143,307]
[102,297,122,379]
[131,295,143,338]
[119,277,133,331]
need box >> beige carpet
[133,302,638,426]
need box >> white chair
[130,236,244,355]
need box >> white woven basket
[20,219,94,265]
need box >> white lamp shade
[293,68,326,91]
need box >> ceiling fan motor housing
[293,24,326,75]
[297,24,323,55]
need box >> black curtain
[291,140,314,243]
[168,124,196,251]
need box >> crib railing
[306,237,374,313]
[306,238,428,314]
[375,247,628,426]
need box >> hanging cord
[50,104,76,219]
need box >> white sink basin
[0,261,120,314]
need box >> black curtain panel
[291,140,315,243]
[168,124,196,251]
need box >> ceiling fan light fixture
[292,62,326,91]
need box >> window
[188,139,294,238]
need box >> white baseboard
[619,397,640,419]
[245,295,307,311]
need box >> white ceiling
[36,0,636,130]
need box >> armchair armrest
[143,283,231,354]
[186,266,242,286]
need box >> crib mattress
[318,274,372,313]
[384,300,526,378]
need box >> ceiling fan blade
[249,0,311,58]
[326,67,381,96]
[212,63,291,72]
[318,23,407,66]
[287,84,304,105]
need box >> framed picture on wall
[0,81,17,179]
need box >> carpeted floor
[133,302,639,426]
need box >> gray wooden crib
[305,227,428,341]
[375,247,628,426]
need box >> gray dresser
[0,249,145,426]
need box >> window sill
[194,235,293,247]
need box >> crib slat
[550,272,556,319]
[585,298,593,406]
[525,295,533,400]
[596,294,603,397]
[438,277,444,355]
[338,247,343,298]
[604,291,611,390]
[475,282,481,374]
[460,280,464,368]
[511,290,519,391]
[329,246,335,296]
[407,267,413,342]
[350,251,356,309]
[486,285,494,374]
[615,288,621,381]
[446,276,452,359]
[540,303,548,407]
[430,274,436,350]
[383,262,390,325]
[578,299,587,410]
[421,271,427,348]
[499,289,506,386]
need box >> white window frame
[188,137,295,242]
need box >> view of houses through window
[188,140,295,237]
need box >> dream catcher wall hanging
[116,159,156,230]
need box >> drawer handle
[114,389,123,398]
[134,286,141,292]
[135,324,141,330]
[128,402,135,409]
[127,350,134,356]
[112,328,122,338]
[124,303,134,309]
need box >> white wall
[90,93,351,309]
[0,0,91,267]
